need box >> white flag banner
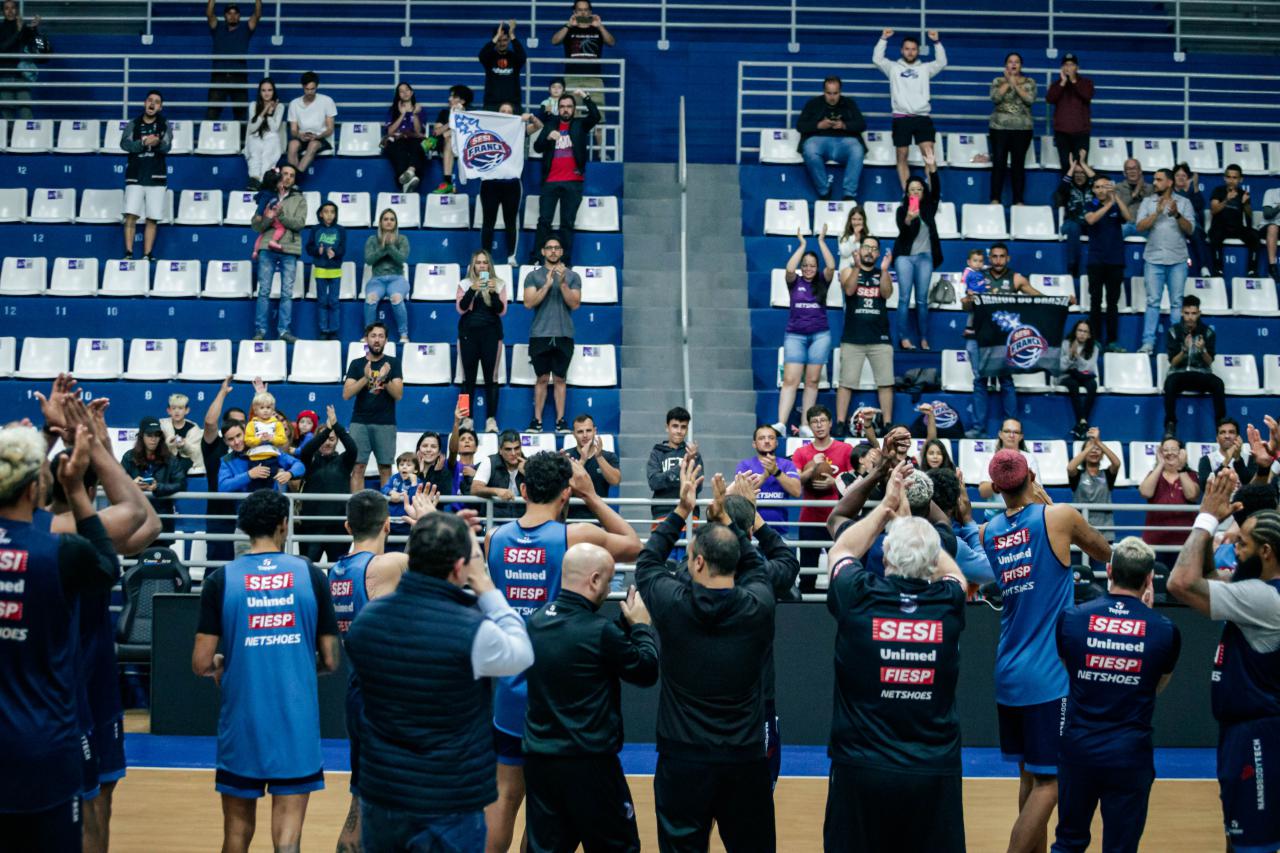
[449,110,526,184]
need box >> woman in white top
[836,204,869,283]
[243,77,285,190]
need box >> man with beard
[835,236,895,433]
[531,90,600,264]
[735,424,800,538]
[343,322,404,493]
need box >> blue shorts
[215,767,325,799]
[1218,718,1280,853]
[91,715,126,787]
[782,330,832,367]
[998,697,1066,775]
[494,725,525,767]
[79,730,99,800]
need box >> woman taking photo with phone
[121,416,188,550]
[455,249,508,434]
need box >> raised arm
[1169,470,1240,615]
[784,230,807,283]
[829,462,909,565]
[566,459,642,561]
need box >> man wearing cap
[979,448,1112,853]
[1046,52,1094,175]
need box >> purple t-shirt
[786,275,829,335]
[736,455,799,526]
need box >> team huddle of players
[3,383,1280,853]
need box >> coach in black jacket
[636,456,779,852]
[532,90,601,264]
[523,541,658,852]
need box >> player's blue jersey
[984,503,1073,706]
[1213,579,1280,725]
[330,551,373,637]
[488,519,567,736]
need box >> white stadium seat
[1071,439,1129,484]
[1027,440,1070,486]
[758,129,803,164]
[1223,141,1266,174]
[423,193,470,229]
[1038,136,1057,170]
[934,202,960,239]
[1213,354,1260,394]
[576,196,620,231]
[774,347,831,390]
[15,337,69,379]
[1088,137,1128,171]
[233,339,287,383]
[176,189,223,225]
[1264,354,1280,393]
[1102,353,1155,393]
[519,433,558,454]
[101,259,149,297]
[49,257,99,296]
[0,337,15,377]
[224,190,259,226]
[302,190,322,227]
[578,266,619,303]
[945,132,991,168]
[1127,440,1162,485]
[157,188,176,225]
[812,200,853,237]
[764,199,810,236]
[178,339,232,381]
[196,120,241,154]
[1178,139,1220,173]
[559,433,616,453]
[1011,205,1057,240]
[1030,274,1076,300]
[1186,441,1222,472]
[401,342,453,384]
[456,344,507,384]
[1234,276,1280,316]
[287,339,343,383]
[7,119,52,152]
[412,263,461,301]
[54,119,100,153]
[151,260,201,297]
[124,338,178,381]
[0,187,25,222]
[941,348,975,392]
[862,131,894,166]
[72,337,124,380]
[957,439,998,485]
[1185,276,1229,314]
[769,268,791,308]
[566,344,618,386]
[204,260,252,298]
[167,120,194,154]
[962,203,1009,239]
[307,261,358,300]
[1130,138,1174,171]
[865,201,899,238]
[1011,371,1055,393]
[101,119,129,153]
[0,256,46,295]
[106,427,138,464]
[330,191,371,228]
[906,144,940,167]
[348,341,398,365]
[27,187,75,223]
[77,188,122,224]
[376,192,422,229]
[338,121,381,156]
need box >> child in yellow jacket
[244,391,290,489]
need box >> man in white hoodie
[872,28,947,189]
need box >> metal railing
[677,95,692,419]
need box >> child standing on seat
[251,169,286,260]
[382,452,418,524]
[305,201,347,339]
[243,391,290,490]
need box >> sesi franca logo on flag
[454,113,513,174]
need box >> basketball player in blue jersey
[0,424,119,852]
[980,449,1112,853]
[484,450,643,853]
[193,489,341,853]
[1053,536,1180,853]
[1170,468,1280,853]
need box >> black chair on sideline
[116,546,192,665]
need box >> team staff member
[523,543,658,852]
[484,451,643,853]
[1169,470,1280,853]
[824,462,968,852]
[1053,536,1180,853]
[0,425,119,851]
[981,450,1112,853]
[636,456,779,851]
[192,490,341,853]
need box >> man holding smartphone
[479,19,526,111]
[552,0,615,146]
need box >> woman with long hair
[120,418,187,545]
[919,438,956,471]
[1059,319,1100,438]
[891,152,942,350]
[774,226,835,436]
[479,102,543,264]
[363,208,412,342]
[243,77,285,190]
[837,204,869,286]
[455,249,508,434]
[382,81,429,193]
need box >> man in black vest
[345,512,533,851]
[471,430,526,520]
[531,90,600,264]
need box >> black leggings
[1087,263,1125,348]
[384,136,427,183]
[459,321,502,420]
[1060,369,1098,423]
[480,178,522,258]
[990,128,1033,204]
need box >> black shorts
[215,767,325,799]
[0,797,83,853]
[998,697,1066,775]
[493,725,525,767]
[529,336,575,379]
[891,115,936,147]
[1218,718,1280,852]
[823,762,965,853]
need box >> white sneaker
[485,417,499,433]
[1138,343,1153,354]
[799,426,814,438]
[771,421,786,435]
[507,254,517,266]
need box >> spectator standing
[836,235,895,432]
[1174,164,1211,276]
[1209,163,1261,276]
[205,0,261,121]
[1139,437,1199,552]
[793,404,855,590]
[1083,169,1131,352]
[552,0,615,114]
[565,413,621,520]
[343,322,404,492]
[243,77,284,189]
[470,430,526,521]
[381,81,429,193]
[286,71,336,178]
[297,406,358,563]
[480,103,540,264]
[532,90,600,264]
[1045,53,1094,174]
[964,244,1042,437]
[524,236,581,433]
[736,424,801,535]
[1162,295,1226,436]
[201,378,248,563]
[872,28,946,190]
[988,52,1036,206]
[647,406,703,522]
[1056,156,1092,281]
[428,84,472,195]
[121,416,188,548]
[120,90,171,263]
[796,76,867,202]
[775,227,835,436]
[1197,417,1254,487]
[1059,320,1100,439]
[892,152,942,351]
[456,250,508,435]
[1261,185,1280,280]
[0,1,38,120]
[479,20,525,111]
[836,205,869,275]
[251,163,305,342]
[1067,427,1122,548]
[161,392,204,475]
[304,201,346,341]
[363,209,411,343]
[1117,158,1152,238]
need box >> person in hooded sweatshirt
[645,406,703,522]
[304,201,347,340]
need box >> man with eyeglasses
[835,235,895,437]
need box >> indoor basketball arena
[1,1,1279,851]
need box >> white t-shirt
[288,93,337,136]
[472,457,520,488]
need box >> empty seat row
[0,256,620,303]
[765,199,1065,241]
[7,336,619,387]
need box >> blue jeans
[360,801,486,852]
[967,338,1017,431]
[800,135,865,199]
[255,249,295,337]
[1061,219,1085,276]
[1187,225,1210,274]
[894,253,933,344]
[365,274,410,340]
[315,275,341,335]
[1141,261,1187,348]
